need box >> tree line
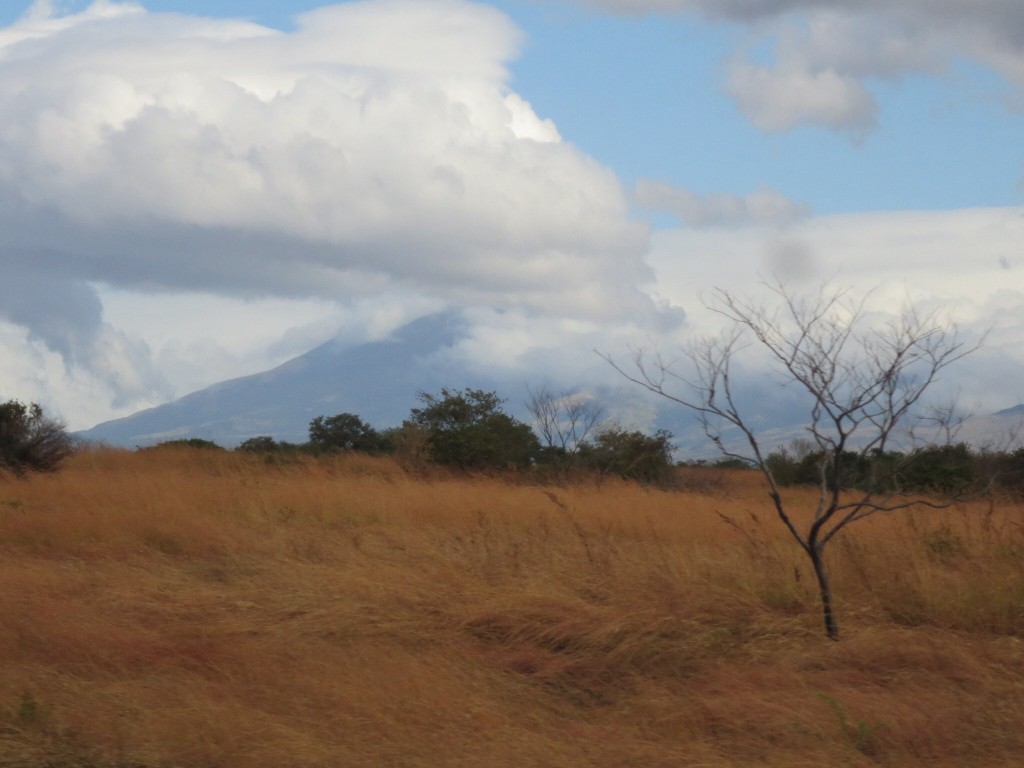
[136,387,1024,499]
[4,389,1023,496]
[0,387,674,484]
[691,439,1024,498]
[237,387,677,485]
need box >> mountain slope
[78,311,499,447]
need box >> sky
[0,0,1022,434]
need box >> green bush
[764,441,977,494]
[581,426,674,486]
[308,413,390,454]
[408,388,539,471]
[897,443,975,494]
[151,438,225,451]
[237,435,280,453]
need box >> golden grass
[1,447,1023,766]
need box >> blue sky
[0,0,1022,435]
[499,4,1024,216]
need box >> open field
[1,448,1023,767]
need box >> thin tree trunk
[809,546,839,640]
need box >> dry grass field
[1,447,1023,767]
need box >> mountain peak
[77,310,487,448]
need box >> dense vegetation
[6,389,1022,498]
[753,440,1024,497]
[1,448,1022,767]
[230,387,677,485]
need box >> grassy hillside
[1,448,1023,767]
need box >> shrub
[0,400,74,475]
[408,388,540,471]
[237,435,281,453]
[581,426,675,486]
[308,413,391,454]
[151,438,225,451]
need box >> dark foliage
[581,427,675,486]
[996,447,1024,496]
[237,436,305,454]
[409,388,539,470]
[308,413,391,454]
[959,446,1024,498]
[237,435,281,453]
[151,438,225,451]
[0,400,74,475]
[764,442,977,494]
[897,443,976,494]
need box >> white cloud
[726,56,877,138]
[635,179,812,227]
[0,0,676,423]
[646,206,1024,412]
[0,1,657,307]
[572,0,1024,136]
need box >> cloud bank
[573,0,1024,136]
[635,180,812,227]
[648,206,1024,414]
[1,0,654,310]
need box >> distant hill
[77,311,507,447]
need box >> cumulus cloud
[0,1,660,310]
[572,0,1024,136]
[0,0,676,420]
[726,55,877,138]
[635,179,812,227]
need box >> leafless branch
[604,278,982,639]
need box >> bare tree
[527,386,604,475]
[606,280,980,639]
